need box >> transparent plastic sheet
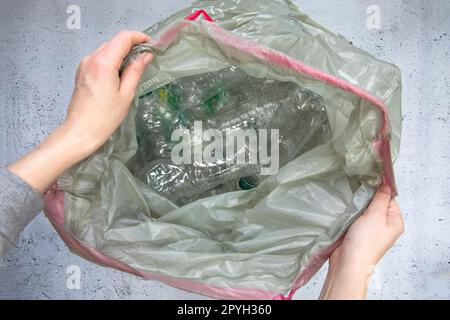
[44,0,402,299]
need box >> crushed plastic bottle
[138,159,260,205]
[269,84,330,165]
[136,87,190,162]
[169,66,248,113]
[133,67,331,206]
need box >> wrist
[7,125,83,194]
[37,123,96,177]
[7,122,99,194]
[57,121,102,162]
[322,251,375,300]
[330,242,379,272]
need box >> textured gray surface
[0,0,449,299]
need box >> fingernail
[141,53,153,65]
[379,183,391,195]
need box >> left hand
[63,30,153,158]
[8,30,153,193]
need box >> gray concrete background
[0,0,449,299]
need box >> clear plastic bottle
[138,159,260,205]
[135,67,246,164]
[268,85,329,166]
[170,65,248,112]
[136,87,191,162]
[134,69,331,206]
[210,79,298,131]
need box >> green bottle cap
[238,176,258,190]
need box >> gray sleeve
[0,167,43,256]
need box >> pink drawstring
[273,289,297,300]
[185,9,214,22]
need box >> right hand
[331,185,404,269]
[320,185,404,299]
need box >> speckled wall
[0,0,449,299]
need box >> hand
[320,185,404,299]
[63,30,153,158]
[8,30,153,193]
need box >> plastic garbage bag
[44,0,402,299]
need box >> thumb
[120,53,153,98]
[365,183,392,217]
[386,199,404,236]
